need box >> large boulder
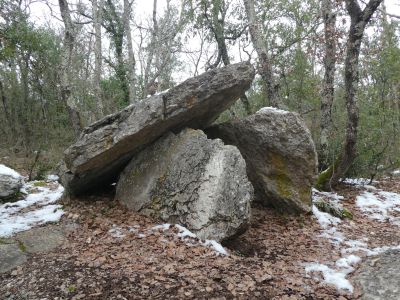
[206,107,318,214]
[61,62,255,195]
[0,164,23,200]
[115,129,253,242]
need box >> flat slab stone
[61,62,255,195]
[0,242,27,274]
[353,250,400,299]
[16,226,65,254]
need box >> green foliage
[101,76,128,109]
[346,18,400,179]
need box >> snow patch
[312,205,341,229]
[342,178,373,186]
[0,164,22,179]
[151,223,228,256]
[356,190,400,224]
[0,181,65,237]
[1,183,64,216]
[305,262,355,292]
[0,204,64,237]
[203,239,228,256]
[309,188,400,294]
[257,106,289,115]
[108,225,126,238]
[308,204,361,292]
[46,174,59,182]
[109,223,229,256]
[175,224,197,239]
[312,188,344,202]
[335,255,361,269]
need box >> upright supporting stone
[116,129,253,242]
[206,107,318,214]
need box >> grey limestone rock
[353,249,400,300]
[116,128,253,242]
[0,164,23,200]
[206,107,318,214]
[0,242,27,274]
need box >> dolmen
[59,62,317,241]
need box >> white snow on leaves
[308,202,358,292]
[308,184,400,293]
[0,178,64,237]
[0,164,23,179]
[306,255,361,292]
[108,223,228,256]
[257,106,289,115]
[356,190,400,225]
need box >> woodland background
[0,0,399,185]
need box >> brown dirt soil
[1,179,399,300]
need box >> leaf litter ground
[1,178,400,299]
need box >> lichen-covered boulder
[116,129,253,241]
[206,107,318,214]
[60,62,255,195]
[0,164,23,200]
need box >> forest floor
[1,176,400,299]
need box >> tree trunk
[0,80,11,130]
[243,0,283,109]
[58,0,82,137]
[93,0,104,116]
[123,0,136,103]
[318,0,383,190]
[319,0,337,169]
[143,0,158,98]
[103,0,129,105]
[204,0,251,114]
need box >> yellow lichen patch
[158,174,166,183]
[127,167,142,182]
[299,187,312,206]
[269,153,293,200]
[149,196,162,216]
[104,136,114,150]
[185,96,197,108]
[274,174,293,199]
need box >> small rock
[0,164,23,200]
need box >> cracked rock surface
[206,108,317,214]
[116,128,253,241]
[60,62,255,196]
[353,250,400,300]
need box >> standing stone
[206,107,318,214]
[61,62,255,195]
[116,129,253,242]
[0,164,23,200]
